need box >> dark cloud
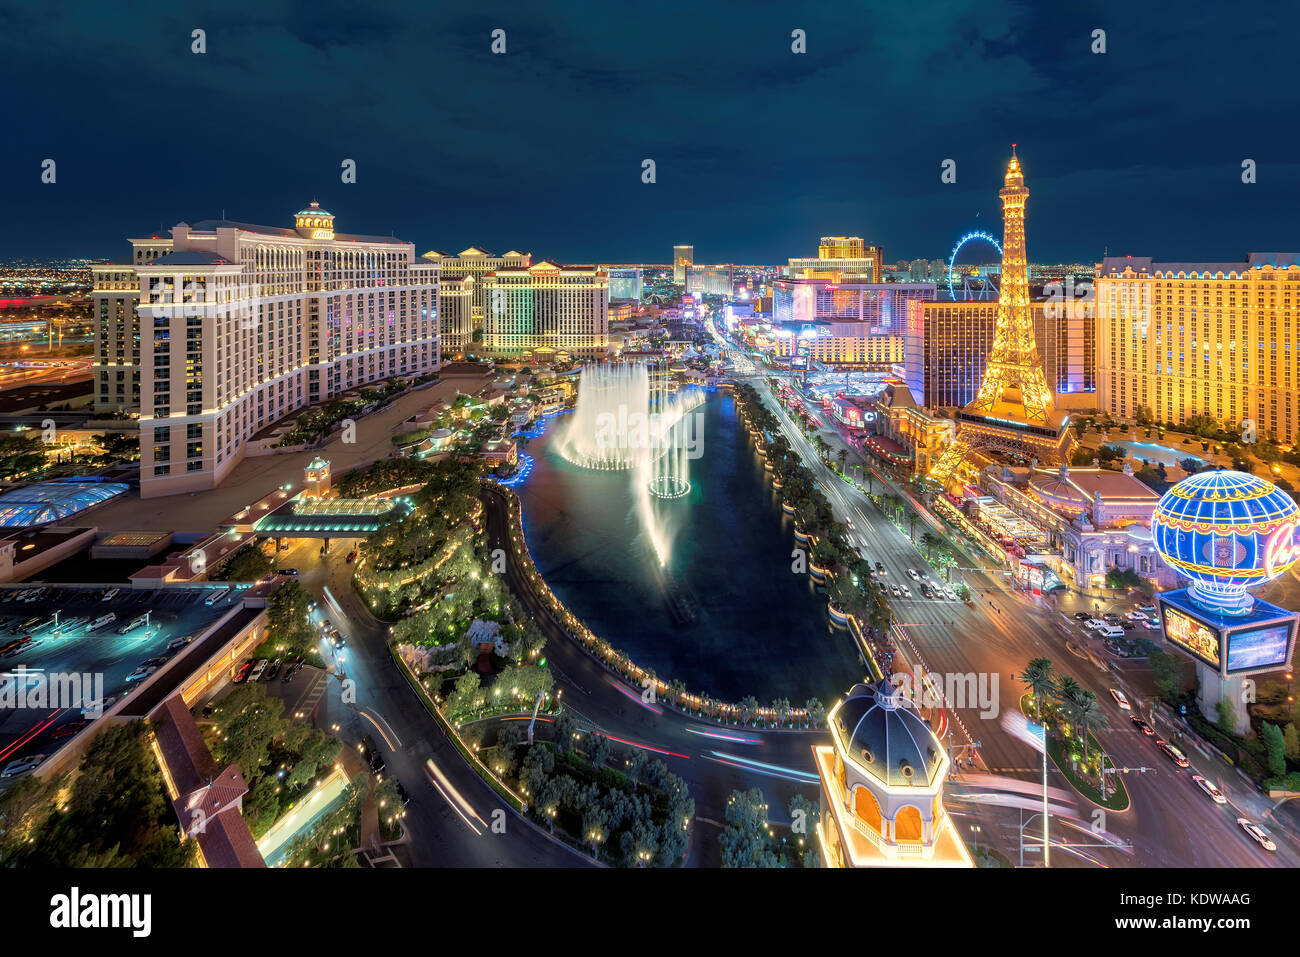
[0,0,1295,263]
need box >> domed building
[812,680,972,867]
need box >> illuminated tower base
[928,150,1076,489]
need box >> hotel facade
[904,296,1096,411]
[483,261,610,361]
[1096,254,1300,443]
[93,203,440,498]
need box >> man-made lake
[515,392,864,705]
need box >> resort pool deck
[1106,439,1206,469]
[256,767,351,867]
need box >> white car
[1237,818,1277,852]
[1,753,45,778]
[125,664,158,683]
[1109,688,1131,710]
[102,588,120,602]
[1142,620,1162,631]
[907,569,919,581]
[1192,775,1227,804]
[248,659,269,682]
[944,587,958,601]
[1126,611,1149,621]
[1085,618,1106,631]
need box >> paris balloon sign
[1152,470,1299,616]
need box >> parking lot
[0,583,248,779]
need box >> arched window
[853,786,882,835]
[895,805,924,843]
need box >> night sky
[2,0,1297,265]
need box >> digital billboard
[1162,605,1221,669]
[1226,623,1293,674]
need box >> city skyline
[3,1,1298,263]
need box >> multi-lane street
[713,320,1300,868]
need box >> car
[346,549,358,564]
[331,633,346,649]
[1157,739,1190,769]
[282,656,304,682]
[1103,613,1122,624]
[319,618,333,631]
[166,636,193,652]
[1,754,45,778]
[125,664,158,683]
[845,518,854,530]
[1142,620,1162,631]
[944,587,958,601]
[265,658,283,681]
[275,568,300,577]
[1130,714,1155,736]
[394,779,411,807]
[1192,775,1227,804]
[49,720,89,740]
[101,588,120,602]
[875,562,886,575]
[1135,601,1157,612]
[1084,618,1105,631]
[1237,818,1277,852]
[1126,610,1149,621]
[1073,612,1090,621]
[360,735,385,778]
[248,659,269,682]
[906,569,919,581]
[889,584,901,598]
[81,694,120,718]
[902,587,912,599]
[232,660,255,683]
[1109,688,1131,710]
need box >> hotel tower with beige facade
[92,202,440,498]
[1096,253,1300,443]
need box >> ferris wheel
[947,231,1003,301]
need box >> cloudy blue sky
[2,0,1296,264]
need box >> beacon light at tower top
[1151,469,1300,615]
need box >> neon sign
[1264,520,1300,579]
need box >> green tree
[1216,697,1235,733]
[720,788,778,868]
[1263,722,1287,778]
[1016,658,1056,725]
[1285,723,1300,762]
[210,683,287,783]
[587,732,610,769]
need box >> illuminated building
[605,266,644,301]
[772,280,935,369]
[96,202,441,498]
[979,462,1178,592]
[928,152,1076,488]
[873,384,951,474]
[483,261,609,361]
[813,680,973,868]
[92,238,172,412]
[422,247,531,335]
[438,275,475,358]
[1151,470,1299,733]
[786,236,883,283]
[903,296,1096,409]
[684,264,734,297]
[672,245,694,285]
[1096,254,1300,443]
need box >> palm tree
[1016,658,1056,725]
[1070,690,1109,760]
[920,532,938,559]
[837,449,848,473]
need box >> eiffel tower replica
[927,148,1076,489]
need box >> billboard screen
[1163,605,1222,670]
[1226,623,1292,674]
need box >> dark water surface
[515,393,864,705]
